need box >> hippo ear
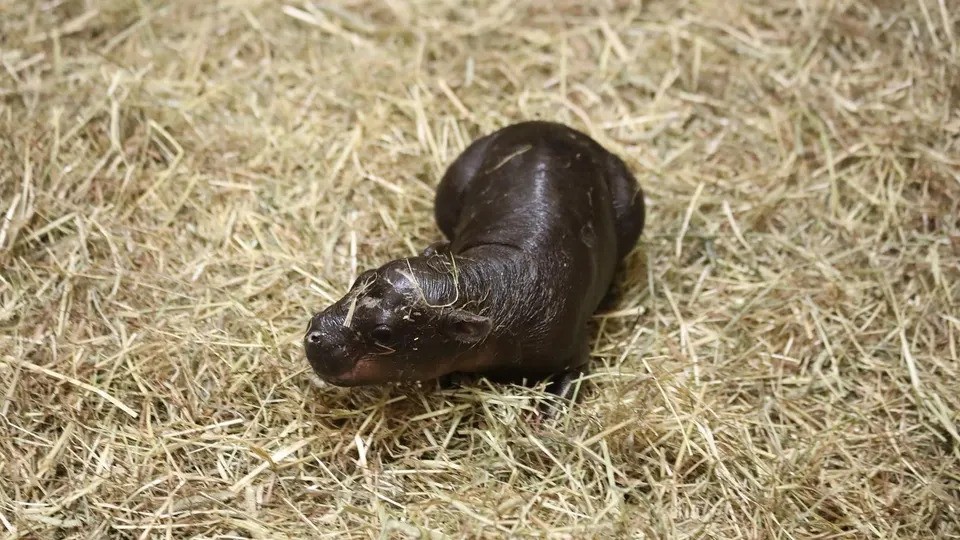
[442,309,492,344]
[352,269,377,289]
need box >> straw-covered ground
[2,0,958,538]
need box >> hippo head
[303,257,493,386]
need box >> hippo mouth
[317,355,460,387]
[321,356,386,387]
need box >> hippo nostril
[306,331,324,345]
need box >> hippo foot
[531,339,591,424]
[437,371,474,390]
[531,369,585,423]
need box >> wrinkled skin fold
[304,120,645,403]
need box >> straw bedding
[1,0,958,538]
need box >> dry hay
[1,0,959,538]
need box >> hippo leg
[597,280,621,312]
[434,132,495,239]
[603,152,646,261]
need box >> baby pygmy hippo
[304,120,645,402]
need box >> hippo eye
[370,325,393,344]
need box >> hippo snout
[303,319,356,383]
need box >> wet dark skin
[304,120,645,412]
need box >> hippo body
[304,120,645,400]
